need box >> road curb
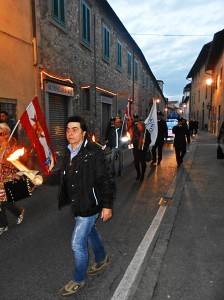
[132,141,197,299]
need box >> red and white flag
[20,97,56,174]
[124,97,132,119]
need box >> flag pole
[142,127,146,150]
[8,119,20,142]
[121,114,126,138]
[8,101,33,142]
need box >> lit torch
[92,135,106,150]
[7,148,43,185]
[126,132,134,149]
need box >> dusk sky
[107,0,223,102]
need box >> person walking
[105,117,115,144]
[0,123,25,235]
[172,117,190,167]
[106,117,126,176]
[151,111,168,165]
[38,116,115,297]
[217,120,224,143]
[130,121,151,181]
[0,110,17,137]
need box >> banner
[144,101,158,146]
[20,97,56,174]
[124,99,132,120]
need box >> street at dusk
[1,131,224,300]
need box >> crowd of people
[2,107,224,297]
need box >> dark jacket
[55,138,115,218]
[172,124,190,148]
[156,119,168,144]
[106,126,126,148]
[131,127,151,150]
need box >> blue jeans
[71,214,106,283]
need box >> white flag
[144,101,158,146]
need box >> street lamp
[155,98,160,109]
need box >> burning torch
[7,148,43,185]
[92,135,106,150]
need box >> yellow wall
[0,0,38,117]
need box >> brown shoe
[59,280,85,297]
[87,255,110,275]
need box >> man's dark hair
[66,116,88,133]
[0,111,8,116]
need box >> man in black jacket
[40,116,115,297]
[106,117,125,176]
[151,111,168,165]
[172,117,190,167]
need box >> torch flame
[92,135,96,142]
[7,148,25,161]
[127,132,131,140]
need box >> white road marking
[111,205,167,300]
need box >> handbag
[217,145,224,159]
[4,176,33,203]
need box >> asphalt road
[1,143,178,300]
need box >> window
[134,59,139,81]
[82,88,90,110]
[103,25,110,60]
[127,51,132,76]
[81,1,91,45]
[220,67,223,85]
[52,0,65,25]
[117,41,122,69]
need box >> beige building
[0,0,38,125]
[187,29,224,134]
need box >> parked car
[165,118,178,143]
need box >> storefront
[44,81,74,156]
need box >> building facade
[187,29,224,135]
[0,0,167,156]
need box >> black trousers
[133,148,147,175]
[152,141,164,163]
[0,202,22,227]
[174,145,186,165]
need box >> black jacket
[172,125,190,147]
[156,119,168,144]
[106,126,126,148]
[56,138,115,218]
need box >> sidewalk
[135,130,224,300]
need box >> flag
[144,101,158,146]
[124,98,132,120]
[20,97,56,174]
